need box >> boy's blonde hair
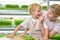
[28,3,41,14]
[50,4,60,16]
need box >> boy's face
[47,9,57,20]
[31,7,42,18]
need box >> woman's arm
[43,28,49,40]
[49,30,57,38]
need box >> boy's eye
[38,11,40,12]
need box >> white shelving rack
[0,10,31,34]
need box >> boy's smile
[32,7,42,19]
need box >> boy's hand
[7,34,15,38]
[39,16,44,23]
[19,34,25,37]
[12,36,23,40]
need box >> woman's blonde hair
[28,3,41,14]
[50,4,60,16]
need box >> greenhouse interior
[0,0,60,40]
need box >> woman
[44,4,60,40]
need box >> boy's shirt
[20,17,43,38]
[44,15,60,32]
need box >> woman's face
[47,9,57,21]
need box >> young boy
[7,3,48,40]
[44,4,60,39]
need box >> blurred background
[0,0,60,40]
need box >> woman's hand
[43,36,48,40]
[43,28,49,40]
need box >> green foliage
[0,4,47,10]
[21,5,28,10]
[0,25,11,28]
[0,7,5,10]
[0,33,7,37]
[0,20,12,28]
[0,20,12,25]
[14,19,24,27]
[51,34,60,39]
[5,4,19,10]
[42,6,47,10]
[23,35,35,40]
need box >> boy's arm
[7,18,29,38]
[19,28,29,37]
[13,25,23,35]
[43,28,49,40]
[7,24,22,38]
